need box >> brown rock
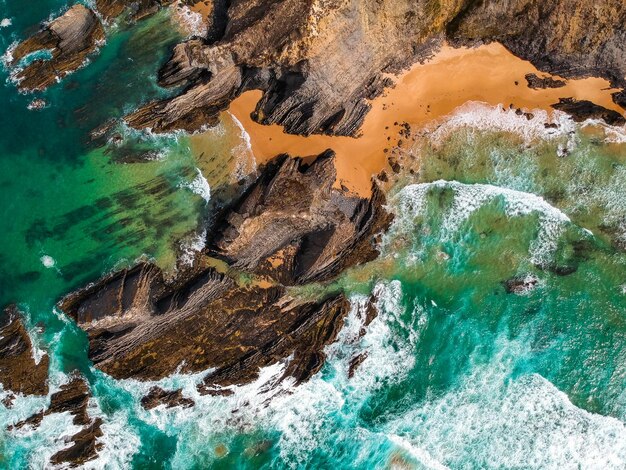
[551,98,626,126]
[525,73,566,89]
[211,151,393,285]
[0,305,49,396]
[9,5,104,91]
[141,386,194,410]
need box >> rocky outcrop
[125,0,626,135]
[613,90,626,110]
[552,98,626,126]
[57,152,389,386]
[9,376,104,468]
[0,305,49,396]
[59,264,350,384]
[448,0,626,88]
[210,151,392,284]
[525,73,566,90]
[141,386,194,409]
[8,5,104,91]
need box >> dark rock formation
[8,5,104,91]
[525,73,566,89]
[551,98,626,126]
[448,0,626,88]
[57,151,390,385]
[503,275,539,295]
[59,263,350,385]
[50,418,104,468]
[141,386,194,409]
[613,90,626,110]
[8,376,104,467]
[125,0,626,135]
[210,151,393,285]
[0,305,49,396]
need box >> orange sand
[188,0,212,18]
[204,43,624,196]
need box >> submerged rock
[551,98,626,126]
[9,5,104,91]
[503,275,539,295]
[0,305,49,396]
[96,0,175,21]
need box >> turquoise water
[2,3,626,469]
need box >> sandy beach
[195,43,624,196]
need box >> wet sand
[198,43,624,196]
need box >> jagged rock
[125,0,626,136]
[8,5,104,91]
[210,151,392,285]
[59,262,350,385]
[525,73,566,89]
[141,386,194,409]
[0,305,49,396]
[49,418,104,468]
[7,375,104,467]
[552,98,626,126]
[10,376,90,430]
[57,153,388,385]
[613,90,626,110]
[348,353,368,378]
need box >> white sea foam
[228,112,257,182]
[384,338,626,469]
[388,434,450,470]
[183,167,211,203]
[427,102,577,145]
[86,399,141,470]
[40,254,56,268]
[172,1,208,38]
[178,228,207,266]
[0,18,11,28]
[390,180,572,266]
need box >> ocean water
[2,3,626,469]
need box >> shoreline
[192,42,624,196]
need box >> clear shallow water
[1,3,626,469]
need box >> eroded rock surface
[525,73,566,90]
[552,98,626,126]
[125,0,626,135]
[8,5,104,91]
[210,151,392,284]
[0,305,49,396]
[9,376,104,468]
[141,386,194,409]
[59,264,350,385]
[57,152,389,386]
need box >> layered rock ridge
[7,5,104,91]
[56,152,391,391]
[0,305,49,397]
[125,0,626,135]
